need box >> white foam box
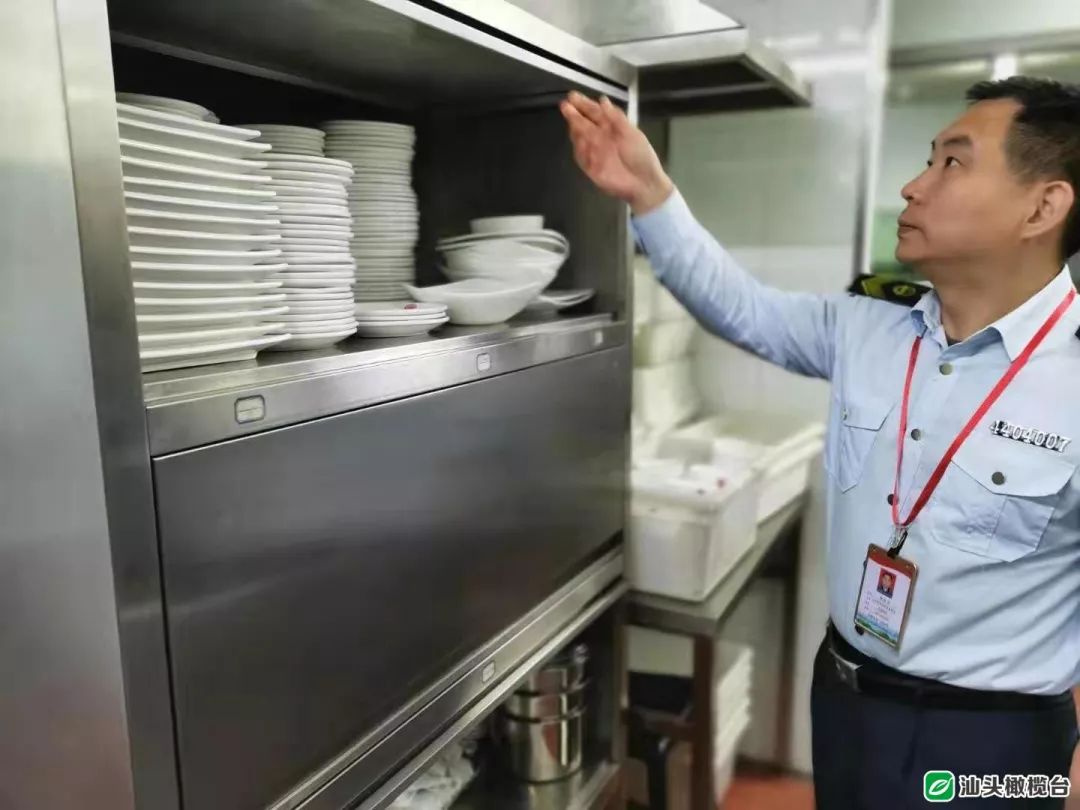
[628,461,760,601]
[660,411,825,522]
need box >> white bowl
[470,215,544,234]
[405,278,544,325]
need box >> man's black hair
[966,76,1080,262]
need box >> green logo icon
[924,771,956,802]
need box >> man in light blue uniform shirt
[564,77,1080,807]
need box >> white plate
[321,119,414,130]
[121,156,272,189]
[137,305,289,328]
[276,262,356,273]
[131,261,287,281]
[274,195,348,207]
[266,177,346,193]
[267,168,354,184]
[124,190,278,217]
[118,94,216,122]
[120,138,267,174]
[283,231,353,241]
[354,301,446,317]
[281,321,358,335]
[117,103,257,141]
[133,280,283,297]
[136,292,286,311]
[127,207,280,234]
[265,329,356,351]
[138,322,282,346]
[118,118,271,160]
[277,276,355,288]
[275,203,350,216]
[129,245,282,265]
[128,226,281,251]
[285,304,356,316]
[140,334,290,372]
[283,290,353,301]
[261,153,352,170]
[265,147,324,157]
[280,214,360,227]
[284,257,355,268]
[281,242,351,252]
[244,124,325,138]
[353,319,447,338]
[124,176,275,204]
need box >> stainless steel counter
[143,313,627,454]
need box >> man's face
[896,99,1034,272]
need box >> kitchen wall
[641,0,890,775]
[891,0,1080,53]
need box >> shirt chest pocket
[825,395,893,493]
[928,435,1077,561]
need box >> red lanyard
[890,287,1076,552]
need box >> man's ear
[1021,179,1075,246]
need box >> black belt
[825,623,1073,712]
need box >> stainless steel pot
[499,708,584,783]
[503,681,588,719]
[518,643,588,693]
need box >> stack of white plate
[256,150,359,350]
[117,93,220,124]
[353,301,448,338]
[322,121,418,302]
[244,124,325,157]
[116,98,293,371]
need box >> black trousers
[811,636,1078,809]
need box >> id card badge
[853,544,918,649]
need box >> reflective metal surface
[153,349,629,810]
[605,28,812,114]
[354,588,627,810]
[144,315,627,454]
[107,0,631,108]
[499,710,585,782]
[503,0,738,46]
[0,0,138,806]
[54,1,181,807]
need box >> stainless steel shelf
[143,313,627,455]
[452,756,620,810]
[107,0,632,108]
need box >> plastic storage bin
[660,411,825,522]
[632,359,702,431]
[633,316,697,366]
[628,462,759,600]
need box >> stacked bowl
[116,96,292,371]
[253,145,359,350]
[322,121,418,302]
[407,217,573,326]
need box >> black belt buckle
[829,645,862,693]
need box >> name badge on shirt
[853,544,919,649]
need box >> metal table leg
[691,636,715,810]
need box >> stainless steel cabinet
[154,350,628,809]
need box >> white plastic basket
[633,316,697,366]
[632,359,702,431]
[661,411,825,521]
[628,462,759,601]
